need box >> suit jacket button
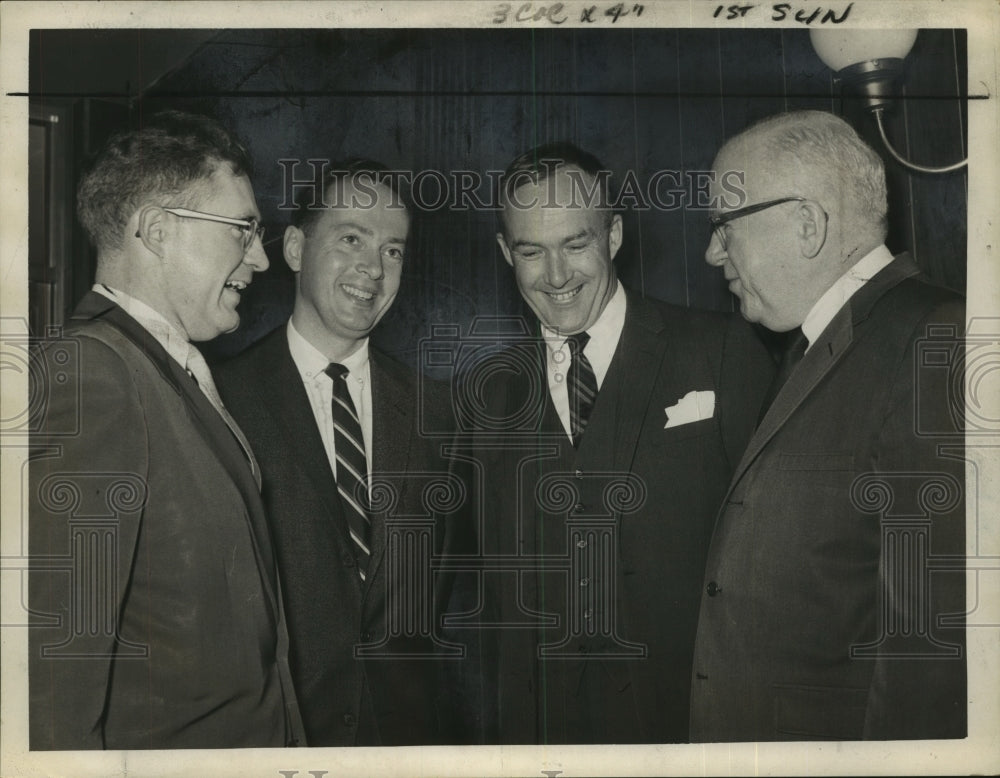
[706,581,721,597]
[343,552,355,567]
[343,713,356,727]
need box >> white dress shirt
[801,244,895,352]
[286,319,373,481]
[94,283,191,370]
[94,282,226,410]
[541,282,627,440]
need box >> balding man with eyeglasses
[691,109,966,742]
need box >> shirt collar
[542,281,626,355]
[92,283,190,368]
[542,284,626,387]
[801,244,895,350]
[287,318,370,382]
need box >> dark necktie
[325,363,371,581]
[757,327,809,426]
[566,331,598,447]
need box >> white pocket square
[664,390,716,429]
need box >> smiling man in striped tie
[216,160,460,746]
[468,142,773,744]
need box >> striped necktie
[325,363,372,581]
[566,331,597,447]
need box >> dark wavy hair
[76,110,254,251]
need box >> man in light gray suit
[30,111,304,749]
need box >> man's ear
[797,200,828,259]
[608,213,623,261]
[496,232,514,268]
[134,206,168,257]
[284,225,305,272]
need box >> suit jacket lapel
[610,291,669,475]
[366,351,412,590]
[75,293,262,505]
[73,292,185,390]
[728,253,923,490]
[71,292,281,612]
[737,305,854,477]
[251,329,344,519]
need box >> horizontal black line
[8,90,989,100]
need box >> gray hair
[735,110,888,240]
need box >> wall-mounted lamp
[809,29,967,174]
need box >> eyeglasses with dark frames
[709,196,807,250]
[160,207,265,251]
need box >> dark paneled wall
[30,28,968,365]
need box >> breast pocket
[778,453,854,471]
[653,417,720,450]
[773,453,857,507]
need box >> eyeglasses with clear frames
[709,196,807,251]
[160,207,265,251]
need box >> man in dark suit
[690,109,966,741]
[460,143,772,743]
[216,160,462,746]
[29,111,305,749]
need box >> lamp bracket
[835,58,906,110]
